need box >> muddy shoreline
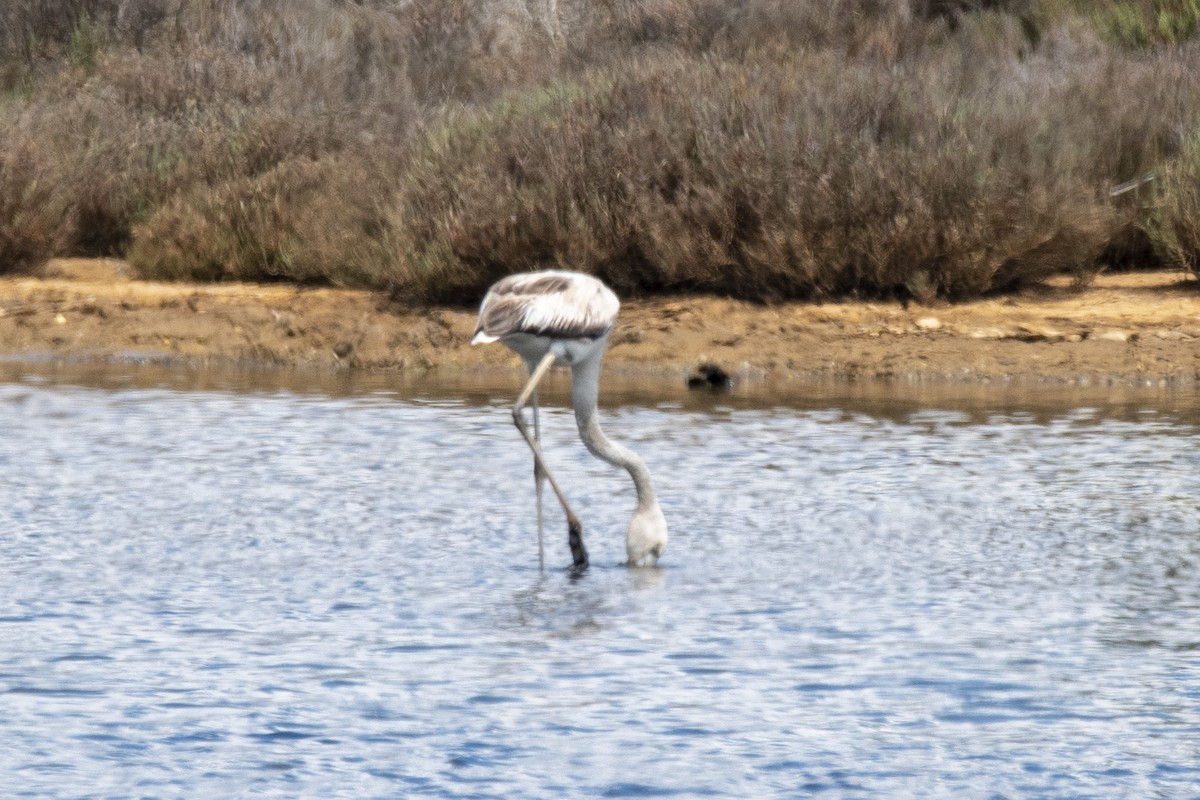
[2,259,1199,387]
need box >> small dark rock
[687,363,733,391]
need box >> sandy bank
[1,259,1198,386]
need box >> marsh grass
[2,0,1199,298]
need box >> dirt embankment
[2,259,1199,386]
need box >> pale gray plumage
[471,270,667,568]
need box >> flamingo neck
[571,356,658,512]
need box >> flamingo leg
[531,385,545,570]
[512,352,588,569]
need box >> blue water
[2,369,1199,798]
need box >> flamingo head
[626,501,668,567]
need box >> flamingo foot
[568,520,588,570]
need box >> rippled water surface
[3,364,1199,798]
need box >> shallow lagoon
[2,363,1199,798]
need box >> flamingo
[471,270,668,570]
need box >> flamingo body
[472,270,618,365]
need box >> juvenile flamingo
[471,271,668,569]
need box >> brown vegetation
[2,1,1200,302]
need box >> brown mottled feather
[473,271,619,342]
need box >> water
[2,364,1199,799]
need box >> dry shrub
[566,0,947,59]
[0,135,71,273]
[399,0,532,103]
[4,0,1200,299]
[129,150,398,285]
[157,0,514,108]
[8,76,340,259]
[382,34,1149,302]
[1,1,420,265]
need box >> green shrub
[67,12,103,72]
[0,0,119,63]
[1148,126,1200,274]
[1098,0,1200,47]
